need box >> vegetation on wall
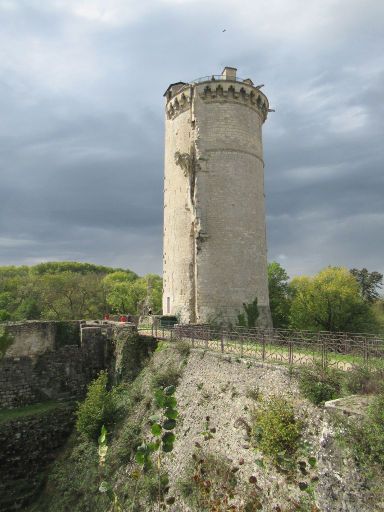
[237,297,259,328]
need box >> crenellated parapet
[165,87,192,120]
[196,81,269,122]
[164,79,270,122]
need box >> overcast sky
[0,0,383,279]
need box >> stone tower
[162,67,272,327]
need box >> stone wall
[0,403,75,511]
[0,321,111,409]
[1,320,80,357]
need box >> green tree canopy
[350,268,383,303]
[103,273,162,315]
[268,262,291,328]
[289,266,378,332]
[0,262,149,322]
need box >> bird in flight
[222,29,226,32]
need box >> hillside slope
[28,342,381,512]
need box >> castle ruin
[163,67,272,327]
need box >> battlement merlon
[164,67,270,122]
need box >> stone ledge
[324,394,373,417]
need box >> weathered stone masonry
[163,67,273,326]
[0,320,156,409]
[0,321,112,409]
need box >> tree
[350,268,383,303]
[39,272,105,319]
[103,272,163,316]
[142,274,163,314]
[0,262,139,322]
[268,262,291,328]
[289,266,378,332]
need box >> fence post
[322,334,327,370]
[151,323,154,337]
[221,331,224,353]
[205,329,209,350]
[364,337,368,365]
[192,328,195,348]
[170,327,173,342]
[240,335,244,358]
[288,341,293,366]
[262,332,266,362]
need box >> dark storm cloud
[0,0,383,277]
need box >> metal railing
[191,75,257,85]
[139,324,384,370]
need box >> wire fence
[139,323,384,370]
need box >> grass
[0,400,66,424]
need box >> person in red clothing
[119,315,128,323]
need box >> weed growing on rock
[109,418,142,465]
[98,426,123,512]
[152,365,182,389]
[246,386,261,401]
[298,365,341,405]
[155,341,169,352]
[251,395,302,465]
[174,340,191,358]
[135,385,178,510]
[343,363,384,395]
[200,416,216,441]
[340,392,384,472]
[179,451,239,511]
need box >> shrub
[174,340,191,358]
[344,364,384,395]
[179,451,238,511]
[76,371,116,441]
[246,386,261,401]
[118,469,169,511]
[251,395,301,462]
[299,365,341,405]
[340,392,384,474]
[237,297,259,328]
[360,392,384,469]
[109,419,142,465]
[30,435,109,512]
[152,364,181,389]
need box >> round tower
[163,67,272,327]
